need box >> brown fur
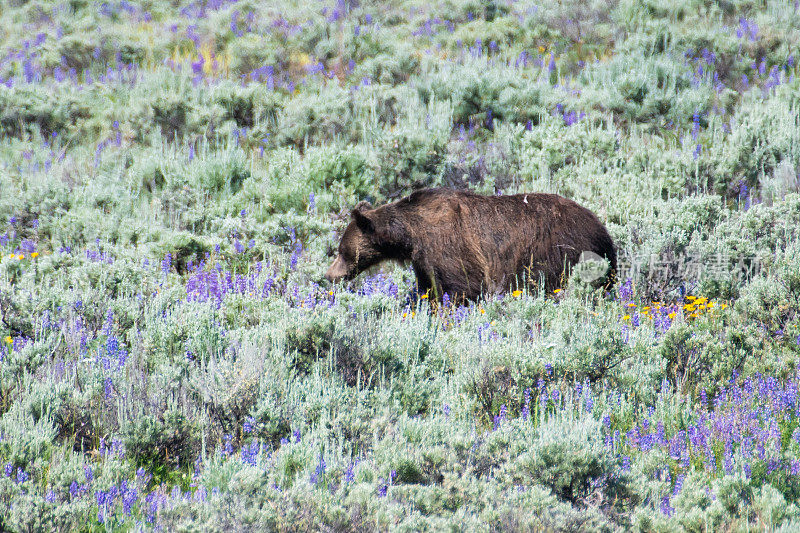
[325,188,617,301]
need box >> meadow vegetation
[1,0,800,530]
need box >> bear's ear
[351,202,376,233]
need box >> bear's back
[398,188,616,294]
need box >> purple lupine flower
[262,278,275,298]
[618,278,633,301]
[223,434,233,456]
[691,111,700,140]
[442,292,451,308]
[310,454,326,485]
[344,461,356,483]
[122,487,138,516]
[522,388,531,421]
[493,404,507,430]
[289,241,302,270]
[739,180,750,210]
[660,496,674,516]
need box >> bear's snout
[325,255,349,283]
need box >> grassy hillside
[1,0,800,529]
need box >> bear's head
[325,201,409,283]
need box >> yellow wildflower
[420,292,429,299]
[479,308,486,314]
[628,302,636,307]
[622,315,631,320]
[643,306,650,311]
[720,304,728,309]
[668,312,677,319]
[707,302,715,308]
[686,295,696,300]
[31,252,39,258]
[293,52,312,68]
[16,254,23,260]
[553,288,561,293]
[328,291,334,296]
[3,336,11,344]
[512,290,522,298]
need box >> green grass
[0,0,800,530]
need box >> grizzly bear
[325,188,617,301]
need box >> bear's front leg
[412,262,438,300]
